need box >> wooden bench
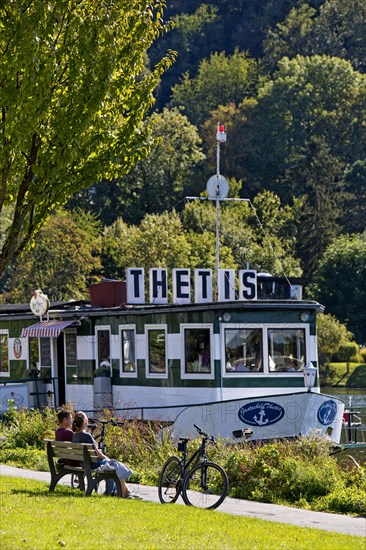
[45,440,122,497]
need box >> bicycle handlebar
[89,418,124,427]
[194,423,216,443]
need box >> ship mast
[206,124,228,298]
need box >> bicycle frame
[177,434,210,481]
[89,418,124,455]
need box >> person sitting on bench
[72,411,140,499]
[55,409,79,468]
[55,410,74,442]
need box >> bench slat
[46,440,97,459]
[53,450,85,459]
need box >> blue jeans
[105,478,116,495]
[92,458,116,495]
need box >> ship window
[121,328,136,375]
[0,331,9,377]
[224,329,263,373]
[29,337,39,370]
[65,331,77,367]
[148,329,166,375]
[96,327,111,367]
[40,338,51,367]
[184,328,211,374]
[268,329,305,372]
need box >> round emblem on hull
[238,401,285,426]
[317,400,338,425]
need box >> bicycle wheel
[70,474,80,489]
[182,462,228,510]
[94,479,107,495]
[158,456,183,504]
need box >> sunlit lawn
[323,362,366,388]
[0,477,364,550]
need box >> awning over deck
[21,320,77,338]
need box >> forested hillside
[1,0,365,343]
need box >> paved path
[1,464,365,538]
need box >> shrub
[0,447,49,471]
[1,407,56,450]
[270,456,338,502]
[225,437,344,506]
[102,419,177,483]
[314,485,366,516]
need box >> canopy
[21,320,77,338]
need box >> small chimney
[89,280,127,308]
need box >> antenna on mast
[185,124,249,301]
[206,123,229,298]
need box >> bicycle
[71,418,124,494]
[158,424,228,510]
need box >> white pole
[215,138,220,299]
[215,195,220,300]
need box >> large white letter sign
[218,269,236,301]
[173,269,191,304]
[194,269,213,303]
[149,268,168,304]
[239,270,257,300]
[127,268,145,304]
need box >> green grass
[321,362,366,388]
[0,477,364,550]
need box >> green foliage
[69,108,206,227]
[264,0,366,73]
[151,0,305,108]
[104,420,176,485]
[224,437,365,514]
[0,204,14,251]
[314,483,366,516]
[2,209,103,302]
[0,447,48,471]
[334,343,360,364]
[264,4,317,70]
[101,185,302,281]
[321,362,366,388]
[316,313,354,367]
[341,160,366,234]
[174,4,219,38]
[181,199,237,270]
[90,108,206,226]
[100,218,132,280]
[170,49,259,125]
[231,55,366,277]
[310,233,366,344]
[181,188,302,275]
[260,51,366,166]
[313,0,366,72]
[1,407,56,450]
[102,210,192,280]
[346,365,366,389]
[0,0,175,277]
[264,456,337,502]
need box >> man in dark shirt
[55,410,73,441]
[55,409,79,467]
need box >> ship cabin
[0,270,323,420]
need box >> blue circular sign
[238,401,285,427]
[317,400,338,425]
